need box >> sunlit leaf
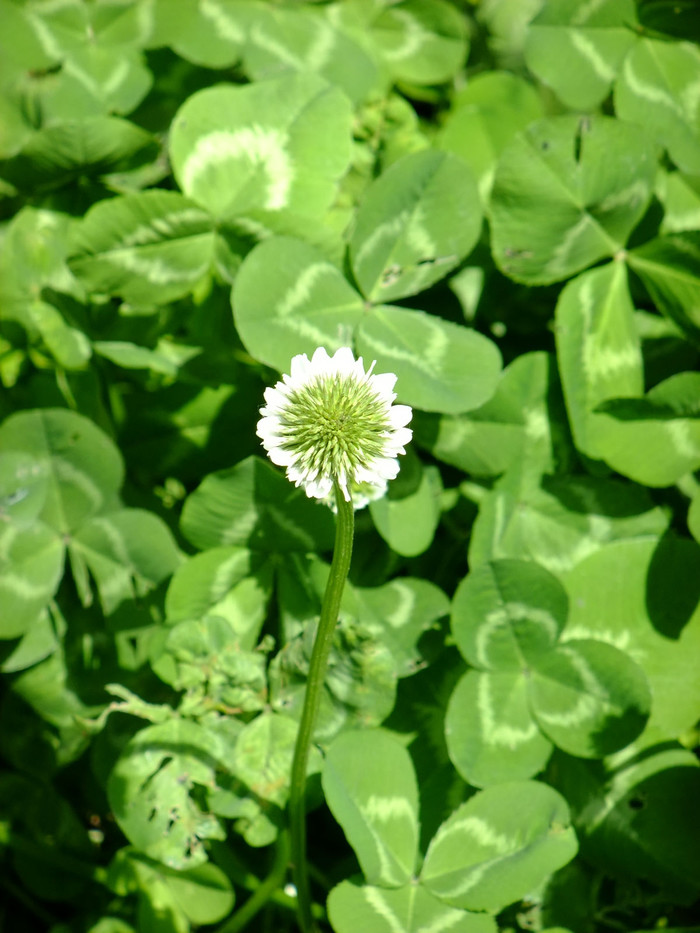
[68,190,215,305]
[421,781,578,911]
[328,880,497,933]
[490,115,657,284]
[349,150,481,303]
[615,37,700,174]
[233,236,364,372]
[323,729,420,888]
[357,306,502,414]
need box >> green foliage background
[1,1,699,932]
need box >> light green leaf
[369,453,442,557]
[445,669,553,787]
[658,170,700,235]
[0,451,64,643]
[689,490,700,545]
[29,46,152,121]
[489,115,657,284]
[120,852,235,927]
[29,0,151,52]
[151,0,248,68]
[108,719,227,870]
[436,71,544,201]
[451,560,569,671]
[349,150,481,303]
[161,860,235,926]
[370,0,469,85]
[92,341,182,376]
[322,729,419,888]
[560,535,700,739]
[0,0,53,87]
[525,0,638,110]
[26,299,92,370]
[414,352,558,478]
[0,521,64,640]
[628,233,700,342]
[269,604,398,740]
[68,509,182,615]
[469,470,670,574]
[0,409,123,534]
[180,455,335,553]
[0,207,80,304]
[0,608,59,673]
[555,262,643,460]
[0,450,49,528]
[530,639,651,757]
[68,190,215,305]
[165,546,272,650]
[86,919,135,933]
[472,0,542,67]
[352,576,450,678]
[232,236,364,372]
[328,880,497,933]
[233,711,317,807]
[357,306,502,414]
[615,37,700,174]
[593,372,700,486]
[170,73,353,222]
[152,615,268,712]
[421,781,578,911]
[0,117,157,192]
[243,4,380,104]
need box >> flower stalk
[288,482,355,933]
[256,346,412,932]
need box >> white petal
[264,386,290,410]
[354,465,378,484]
[256,415,282,440]
[387,427,413,449]
[305,476,334,499]
[310,346,332,370]
[389,404,412,427]
[369,372,397,401]
[290,352,312,383]
[269,447,295,466]
[330,346,357,377]
[371,457,401,481]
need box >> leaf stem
[288,483,355,933]
[215,831,290,933]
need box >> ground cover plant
[1,0,700,931]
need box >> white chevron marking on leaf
[570,30,616,82]
[183,127,292,210]
[478,675,538,746]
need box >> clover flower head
[257,347,413,505]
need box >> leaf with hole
[615,37,700,174]
[107,718,230,870]
[489,115,657,284]
[349,150,481,303]
[525,0,638,110]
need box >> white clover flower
[257,346,413,505]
